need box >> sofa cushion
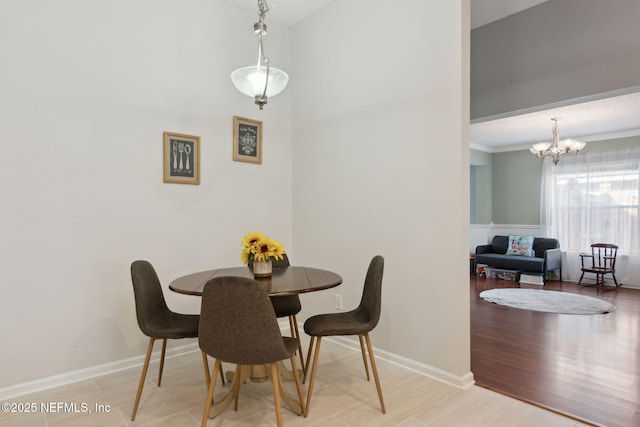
[505,235,534,257]
[489,235,510,254]
[475,253,545,272]
[532,238,560,255]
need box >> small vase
[253,260,273,278]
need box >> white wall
[0,0,293,390]
[291,0,472,383]
[0,0,473,395]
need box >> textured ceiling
[470,90,640,152]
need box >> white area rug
[480,288,615,314]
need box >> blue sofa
[475,235,562,282]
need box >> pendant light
[230,0,289,110]
[530,118,586,165]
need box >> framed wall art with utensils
[163,131,201,184]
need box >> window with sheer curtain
[540,147,640,254]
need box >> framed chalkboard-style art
[233,116,262,164]
[163,132,201,185]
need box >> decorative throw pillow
[505,235,534,257]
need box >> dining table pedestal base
[209,363,303,419]
[224,364,270,383]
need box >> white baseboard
[327,336,475,390]
[0,328,473,400]
[280,321,474,388]
[0,340,200,401]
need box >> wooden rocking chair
[578,243,620,289]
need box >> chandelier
[530,117,586,165]
[230,0,289,110]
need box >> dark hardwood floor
[471,275,640,427]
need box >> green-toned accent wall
[471,136,640,225]
[470,150,492,224]
[492,150,544,224]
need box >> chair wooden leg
[202,352,211,390]
[270,363,284,427]
[305,336,322,415]
[359,334,370,381]
[202,352,225,389]
[612,273,620,287]
[157,338,167,386]
[288,316,295,338]
[131,337,155,421]
[201,359,221,427]
[303,336,316,383]
[233,364,241,411]
[364,333,386,414]
[577,271,586,286]
[218,363,225,385]
[289,355,307,417]
[291,315,305,373]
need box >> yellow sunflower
[240,249,251,265]
[242,231,266,249]
[240,232,286,264]
[268,239,285,260]
[253,241,272,262]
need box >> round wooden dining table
[168,265,342,420]
[169,265,343,297]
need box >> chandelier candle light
[530,117,586,165]
[230,0,289,110]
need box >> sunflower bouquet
[241,231,285,265]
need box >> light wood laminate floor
[1,338,587,426]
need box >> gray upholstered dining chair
[303,255,386,415]
[251,254,306,372]
[198,276,305,427]
[130,260,223,421]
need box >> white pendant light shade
[230,0,288,109]
[564,139,586,152]
[531,142,551,153]
[231,65,289,98]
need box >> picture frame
[233,116,262,164]
[163,132,201,184]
